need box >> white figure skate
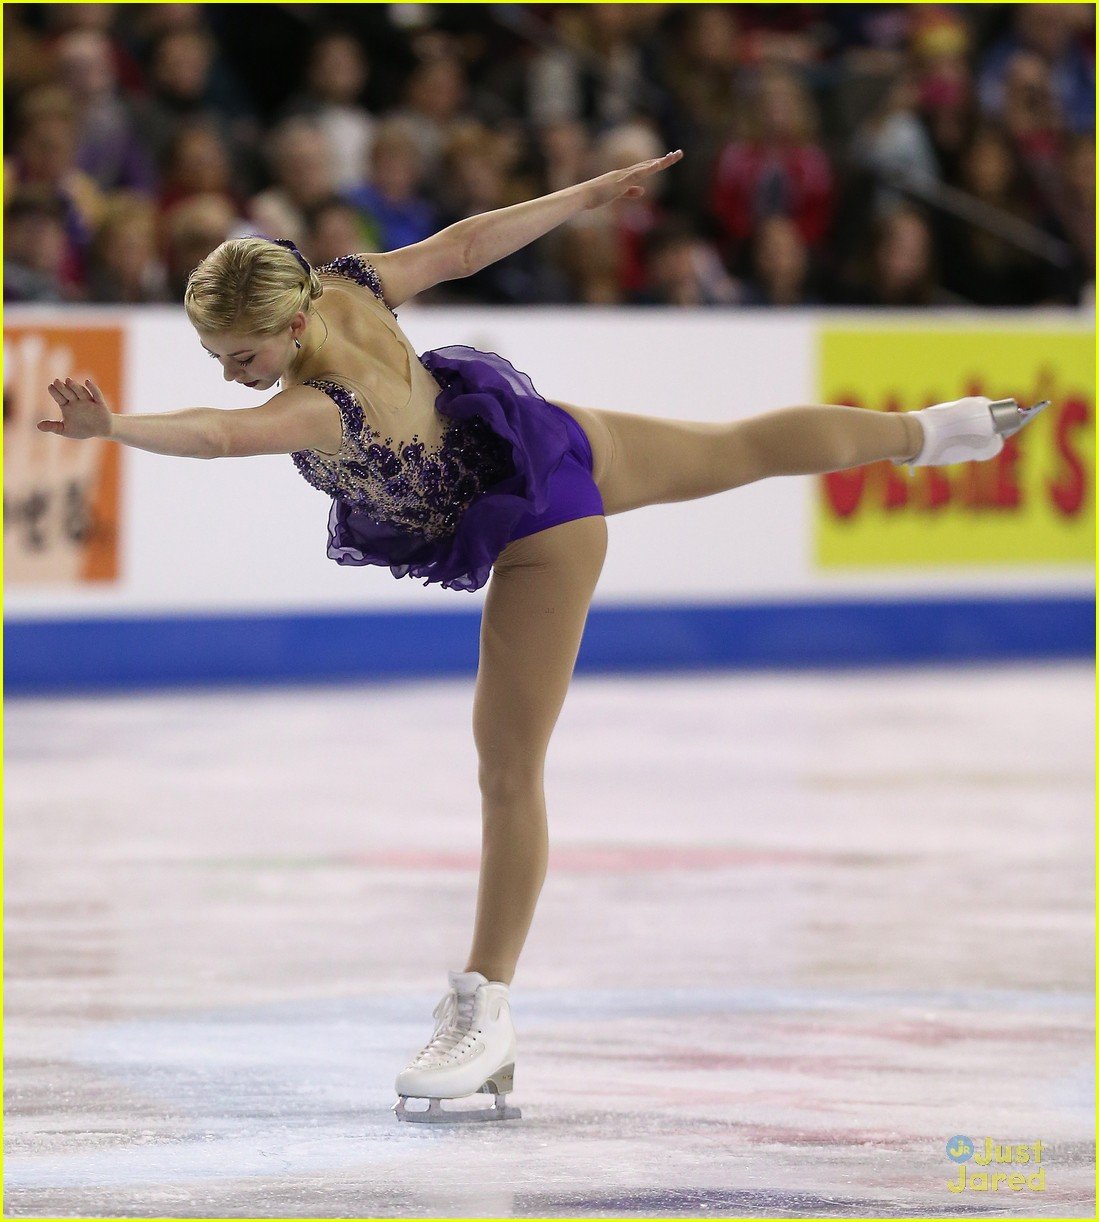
[895,396,1051,472]
[394,970,521,1124]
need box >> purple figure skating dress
[290,256,604,592]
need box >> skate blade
[990,398,1052,437]
[395,1094,521,1124]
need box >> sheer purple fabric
[325,345,595,592]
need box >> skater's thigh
[474,516,607,777]
[551,401,756,515]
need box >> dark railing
[888,170,1076,268]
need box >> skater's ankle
[900,412,924,463]
[463,962,513,987]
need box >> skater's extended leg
[553,400,923,514]
[467,514,608,984]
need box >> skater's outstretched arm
[363,150,683,306]
[39,377,339,459]
[459,149,682,277]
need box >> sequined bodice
[289,256,514,540]
[291,375,514,538]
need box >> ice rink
[4,663,1094,1217]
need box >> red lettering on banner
[1048,397,1090,516]
[882,460,909,510]
[993,439,1022,509]
[923,466,951,510]
[824,467,866,518]
[820,385,1093,522]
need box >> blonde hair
[184,236,323,337]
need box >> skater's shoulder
[316,254,392,309]
[328,234,469,312]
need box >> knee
[478,759,544,806]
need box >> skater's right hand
[40,378,113,441]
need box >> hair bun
[184,236,322,338]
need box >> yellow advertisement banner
[4,325,124,585]
[816,328,1094,567]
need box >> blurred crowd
[4,2,1094,309]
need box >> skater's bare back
[282,266,451,456]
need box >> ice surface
[4,665,1093,1217]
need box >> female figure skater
[42,149,1046,1124]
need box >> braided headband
[270,236,312,275]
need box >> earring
[294,339,301,349]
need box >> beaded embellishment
[291,378,514,540]
[315,255,396,315]
[290,255,514,540]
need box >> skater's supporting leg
[467,514,608,984]
[553,401,923,515]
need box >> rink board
[4,307,1093,691]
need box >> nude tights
[464,403,921,983]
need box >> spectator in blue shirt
[343,117,438,250]
[978,3,1095,134]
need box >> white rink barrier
[4,307,1093,691]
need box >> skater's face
[197,315,304,392]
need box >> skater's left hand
[581,149,683,210]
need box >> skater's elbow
[207,417,256,459]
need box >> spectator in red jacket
[708,65,834,274]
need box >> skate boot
[394,970,521,1123]
[894,396,1051,471]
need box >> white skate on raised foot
[394,970,521,1124]
[895,396,1051,473]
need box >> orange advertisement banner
[815,328,1094,567]
[4,325,124,585]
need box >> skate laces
[410,988,480,1066]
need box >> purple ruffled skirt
[326,346,604,592]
